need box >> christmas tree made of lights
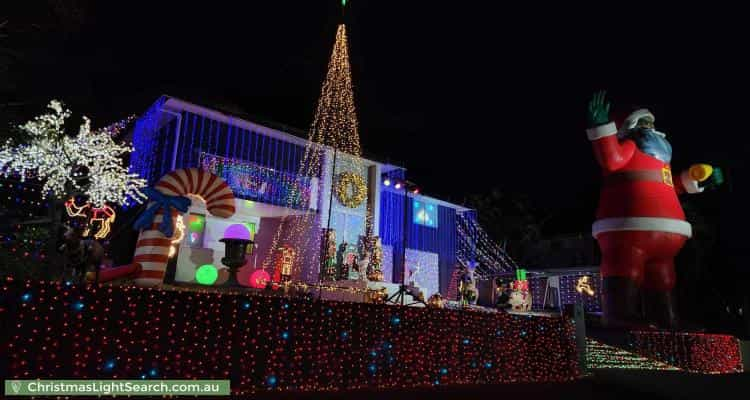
[264,24,364,279]
[307,24,361,156]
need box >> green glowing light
[195,264,218,285]
[189,214,205,232]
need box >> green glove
[700,166,724,190]
[587,91,611,128]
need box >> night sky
[4,2,749,268]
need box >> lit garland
[0,100,147,206]
[2,280,581,394]
[334,171,367,208]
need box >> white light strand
[0,100,147,206]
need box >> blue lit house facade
[129,96,469,298]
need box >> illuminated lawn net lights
[3,280,580,394]
[586,339,680,371]
[627,331,744,374]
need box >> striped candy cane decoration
[133,168,236,287]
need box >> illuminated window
[187,213,206,248]
[413,200,438,228]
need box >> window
[413,200,438,228]
[187,213,206,247]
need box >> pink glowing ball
[223,223,251,241]
[249,269,271,289]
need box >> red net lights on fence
[628,331,743,374]
[2,280,580,394]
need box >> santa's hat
[617,108,655,137]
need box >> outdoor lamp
[219,237,253,287]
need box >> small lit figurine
[427,293,445,308]
[508,269,532,311]
[458,263,478,306]
[272,245,295,283]
[367,236,384,281]
[576,276,595,297]
[321,229,338,281]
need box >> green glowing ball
[195,264,218,285]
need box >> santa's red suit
[586,111,703,293]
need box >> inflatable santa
[586,92,723,328]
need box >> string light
[264,24,371,282]
[586,339,680,371]
[456,212,518,279]
[4,280,582,394]
[168,215,186,258]
[0,100,147,206]
[94,114,138,139]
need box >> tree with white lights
[0,100,146,206]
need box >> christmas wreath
[334,171,367,208]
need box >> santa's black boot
[601,277,642,328]
[643,289,679,330]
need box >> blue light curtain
[379,191,457,294]
[131,107,318,185]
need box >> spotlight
[412,188,420,195]
[394,182,402,190]
[383,178,391,186]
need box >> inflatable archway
[133,168,236,287]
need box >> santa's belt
[603,167,673,187]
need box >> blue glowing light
[484,362,493,369]
[462,338,470,345]
[390,316,401,326]
[72,301,85,311]
[383,341,393,350]
[149,368,158,377]
[21,292,32,302]
[370,350,378,358]
[283,303,290,310]
[413,199,438,227]
[340,331,349,340]
[367,364,377,374]
[281,331,290,340]
[266,376,277,387]
[242,302,251,310]
[104,360,115,370]
[326,308,333,315]
[439,367,448,375]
